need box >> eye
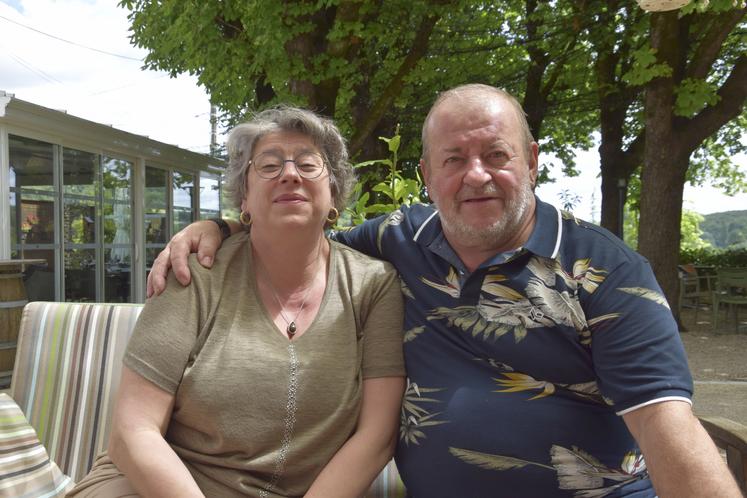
[259,162,282,173]
[297,161,320,172]
[485,150,509,167]
[444,156,465,166]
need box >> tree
[638,1,746,315]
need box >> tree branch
[687,7,745,81]
[681,54,747,153]
[348,5,445,155]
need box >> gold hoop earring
[326,207,339,224]
[240,211,252,226]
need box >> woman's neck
[250,227,329,292]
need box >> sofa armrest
[699,415,747,493]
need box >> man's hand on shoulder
[146,219,235,297]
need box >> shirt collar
[522,196,562,259]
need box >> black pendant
[287,322,297,336]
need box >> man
[149,84,740,497]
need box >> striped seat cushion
[10,302,142,483]
[0,393,73,497]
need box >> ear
[419,158,430,187]
[527,142,539,188]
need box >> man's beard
[439,182,534,250]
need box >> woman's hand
[147,219,238,297]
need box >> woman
[69,107,406,497]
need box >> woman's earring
[326,207,339,224]
[240,211,252,226]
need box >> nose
[278,159,301,182]
[462,156,492,186]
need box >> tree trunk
[638,11,683,323]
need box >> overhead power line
[0,14,143,62]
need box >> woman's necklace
[254,239,325,339]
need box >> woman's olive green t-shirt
[124,233,405,497]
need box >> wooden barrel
[0,262,33,388]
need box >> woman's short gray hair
[224,105,355,213]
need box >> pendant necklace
[255,240,325,339]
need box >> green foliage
[622,46,672,86]
[680,247,747,267]
[680,210,712,251]
[341,130,425,226]
[674,78,721,117]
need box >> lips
[274,193,308,202]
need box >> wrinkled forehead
[426,96,522,147]
[253,129,322,156]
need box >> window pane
[145,167,168,244]
[172,171,194,233]
[64,199,96,244]
[65,249,96,302]
[102,157,132,202]
[104,201,131,245]
[19,195,55,244]
[9,135,54,191]
[63,148,98,197]
[22,252,56,301]
[199,174,220,219]
[104,248,130,302]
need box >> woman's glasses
[249,152,326,180]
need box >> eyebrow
[256,147,319,156]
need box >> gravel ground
[678,306,747,423]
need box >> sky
[1,0,745,220]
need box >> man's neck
[445,213,536,273]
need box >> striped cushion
[10,302,142,483]
[365,459,407,498]
[0,393,73,497]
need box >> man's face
[420,96,538,250]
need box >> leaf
[616,287,670,309]
[353,159,392,169]
[622,46,673,86]
[449,447,536,471]
[404,325,426,342]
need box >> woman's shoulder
[186,231,250,283]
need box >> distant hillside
[700,210,747,249]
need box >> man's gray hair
[421,84,535,162]
[224,106,355,213]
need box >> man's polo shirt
[335,197,692,498]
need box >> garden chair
[711,268,747,332]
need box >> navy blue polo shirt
[334,197,692,498]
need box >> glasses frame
[248,152,327,180]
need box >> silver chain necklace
[254,239,325,338]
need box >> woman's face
[241,130,332,232]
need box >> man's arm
[623,400,742,497]
[147,219,240,297]
[147,214,389,297]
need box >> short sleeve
[123,258,205,394]
[587,257,693,414]
[360,267,406,379]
